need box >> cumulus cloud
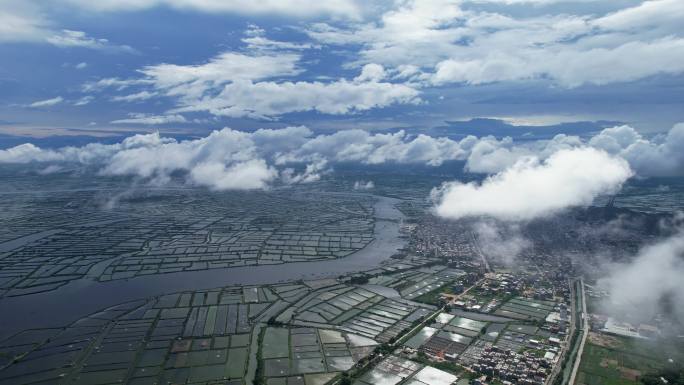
[281,159,328,184]
[171,78,420,119]
[276,129,471,166]
[354,64,386,83]
[139,52,302,91]
[91,49,419,120]
[430,37,684,88]
[432,147,633,221]
[0,125,472,170]
[0,128,326,191]
[598,231,684,324]
[458,123,684,177]
[0,143,65,163]
[306,0,684,88]
[464,133,582,174]
[1,123,682,192]
[590,123,684,177]
[189,159,278,190]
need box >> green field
[576,333,684,385]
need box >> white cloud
[111,91,158,102]
[464,133,582,173]
[458,123,684,177]
[431,37,684,88]
[276,129,470,166]
[62,0,363,19]
[354,63,386,83]
[0,143,65,163]
[110,113,187,125]
[94,51,420,119]
[353,180,375,190]
[189,159,278,190]
[0,2,134,52]
[139,52,302,92]
[2,123,682,193]
[598,231,684,324]
[432,147,633,221]
[29,96,64,107]
[307,0,465,68]
[281,159,328,184]
[75,62,88,69]
[474,220,531,265]
[0,128,325,191]
[591,123,684,177]
[465,136,529,174]
[45,29,134,52]
[37,164,64,175]
[0,1,50,43]
[594,0,684,34]
[242,35,318,51]
[307,0,684,88]
[73,95,94,106]
[242,24,319,51]
[588,125,643,154]
[465,0,608,5]
[172,78,420,119]
[82,78,153,93]
[0,0,135,53]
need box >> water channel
[0,195,406,340]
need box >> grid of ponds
[0,283,310,385]
[0,187,375,297]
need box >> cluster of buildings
[471,346,553,385]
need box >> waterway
[0,195,406,340]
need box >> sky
[1,0,684,142]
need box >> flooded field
[0,195,406,340]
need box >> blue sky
[1,0,683,142]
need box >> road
[568,278,588,385]
[545,278,586,385]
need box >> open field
[576,332,684,385]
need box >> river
[0,195,406,340]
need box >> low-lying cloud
[1,122,683,192]
[0,128,318,190]
[598,231,684,325]
[473,220,531,265]
[432,147,633,221]
[463,123,684,177]
[353,180,375,190]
